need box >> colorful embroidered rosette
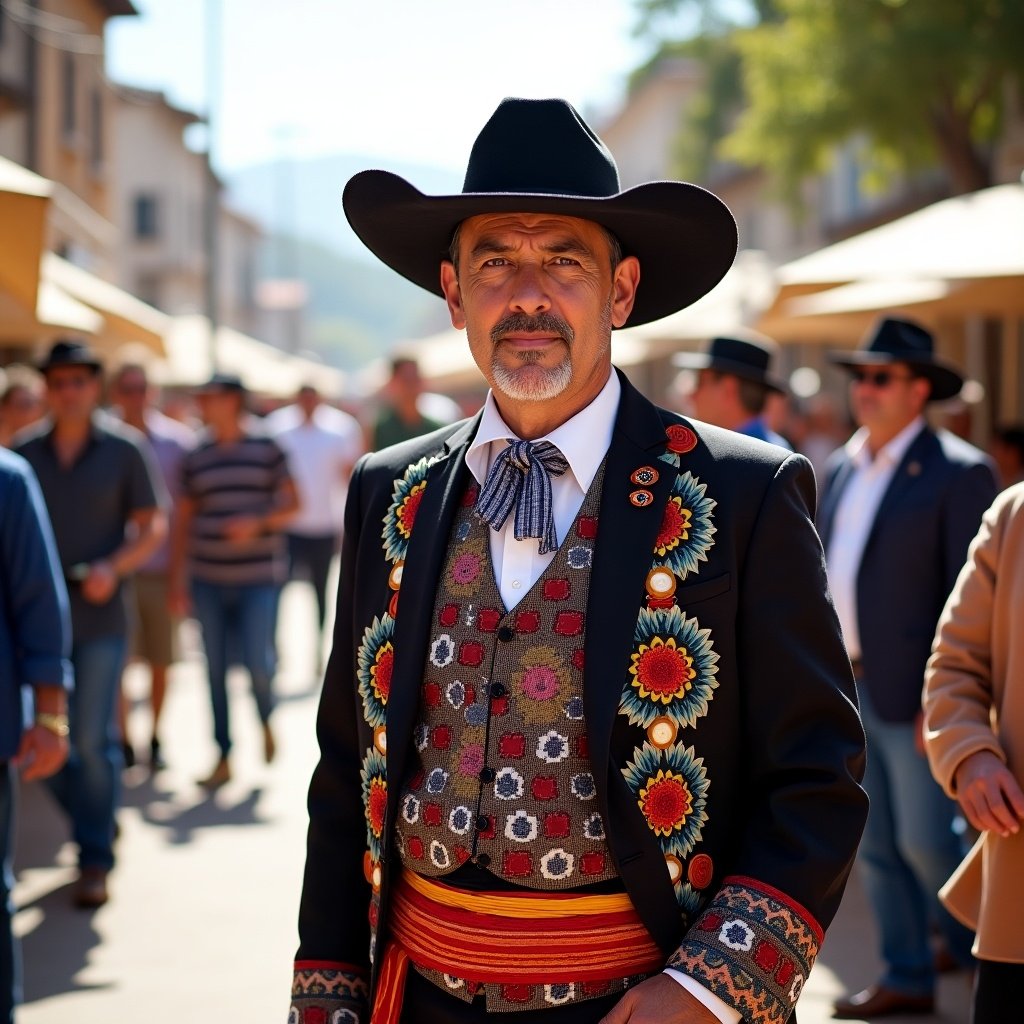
[622,741,709,860]
[361,747,388,863]
[357,614,395,732]
[620,605,719,735]
[382,456,434,564]
[653,472,716,581]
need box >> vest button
[480,767,496,783]
[497,626,515,642]
[475,814,489,833]
[476,853,491,869]
[490,682,507,699]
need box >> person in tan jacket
[924,480,1024,1024]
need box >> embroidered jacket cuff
[666,875,823,1024]
[290,961,368,1024]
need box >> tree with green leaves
[637,0,1024,197]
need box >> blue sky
[108,0,658,174]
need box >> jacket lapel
[862,425,935,556]
[385,416,480,822]
[817,456,856,549]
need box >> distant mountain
[227,153,461,262]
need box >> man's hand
[82,560,118,604]
[954,750,1024,837]
[223,515,263,543]
[599,973,722,1024]
[14,724,69,781]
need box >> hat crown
[707,335,775,373]
[462,98,621,199]
[862,317,935,360]
[39,338,101,371]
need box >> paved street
[13,580,971,1023]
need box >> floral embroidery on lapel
[620,606,719,732]
[361,747,388,864]
[382,456,436,564]
[654,473,716,580]
[357,615,395,728]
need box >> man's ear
[440,262,466,330]
[610,256,641,329]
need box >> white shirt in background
[825,415,926,660]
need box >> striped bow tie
[475,439,569,555]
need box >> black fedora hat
[342,97,738,328]
[829,316,964,402]
[192,372,247,395]
[37,339,102,374]
[673,331,786,393]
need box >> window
[62,54,76,139]
[134,194,159,240]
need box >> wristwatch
[36,712,70,737]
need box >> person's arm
[614,454,868,1024]
[223,441,301,542]
[168,493,195,617]
[81,505,166,605]
[924,490,1024,837]
[2,458,72,781]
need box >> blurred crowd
[2,323,1022,1022]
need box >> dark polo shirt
[16,411,166,643]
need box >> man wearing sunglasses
[818,317,998,1018]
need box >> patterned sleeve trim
[666,875,822,1024]
[290,962,369,1024]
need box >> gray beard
[491,348,574,401]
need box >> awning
[0,156,51,321]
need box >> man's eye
[482,257,510,267]
[552,256,580,266]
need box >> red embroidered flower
[582,980,610,996]
[543,811,571,837]
[305,1008,327,1024]
[431,725,452,750]
[638,769,693,837]
[665,424,698,454]
[491,696,509,716]
[700,913,724,932]
[577,516,598,539]
[452,552,481,585]
[503,851,532,877]
[532,776,559,801]
[521,665,559,701]
[370,643,393,702]
[502,985,533,1003]
[366,778,387,839]
[543,579,571,601]
[655,495,692,556]
[423,682,441,706]
[754,940,780,972]
[630,637,695,703]
[554,611,584,636]
[396,482,426,538]
[458,642,484,667]
[571,648,585,671]
[454,845,472,865]
[439,603,459,627]
[575,734,589,758]
[477,608,501,632]
[581,852,607,875]
[499,733,526,758]
[515,609,541,633]
[423,803,442,826]
[775,959,795,986]
[407,836,425,859]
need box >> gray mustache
[490,313,574,345]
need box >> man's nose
[508,265,552,314]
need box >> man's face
[44,366,101,422]
[1,385,43,434]
[848,362,930,434]
[297,386,320,417]
[195,389,241,428]
[440,212,639,415]
[111,369,150,420]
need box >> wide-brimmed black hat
[673,332,786,393]
[829,317,964,402]
[37,339,102,375]
[192,372,247,395]
[342,97,738,328]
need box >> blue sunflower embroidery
[675,881,704,915]
[653,472,716,580]
[620,605,718,730]
[361,747,388,862]
[357,615,395,728]
[622,742,709,858]
[382,457,434,565]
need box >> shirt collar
[466,370,620,491]
[847,414,926,471]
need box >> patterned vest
[394,463,618,890]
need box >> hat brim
[38,356,102,374]
[343,171,738,328]
[828,351,964,402]
[672,352,787,394]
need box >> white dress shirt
[465,370,739,1024]
[825,415,926,660]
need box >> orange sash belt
[370,870,664,1024]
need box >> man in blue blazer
[818,317,998,1018]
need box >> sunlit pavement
[13,580,971,1023]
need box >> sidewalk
[12,581,971,1022]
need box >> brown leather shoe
[262,722,276,764]
[198,757,231,789]
[73,867,109,909]
[833,984,934,1019]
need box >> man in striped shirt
[170,374,299,788]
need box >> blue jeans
[1,763,17,1023]
[857,687,975,995]
[48,634,126,871]
[191,581,279,757]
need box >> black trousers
[973,960,1024,1024]
[286,533,336,631]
